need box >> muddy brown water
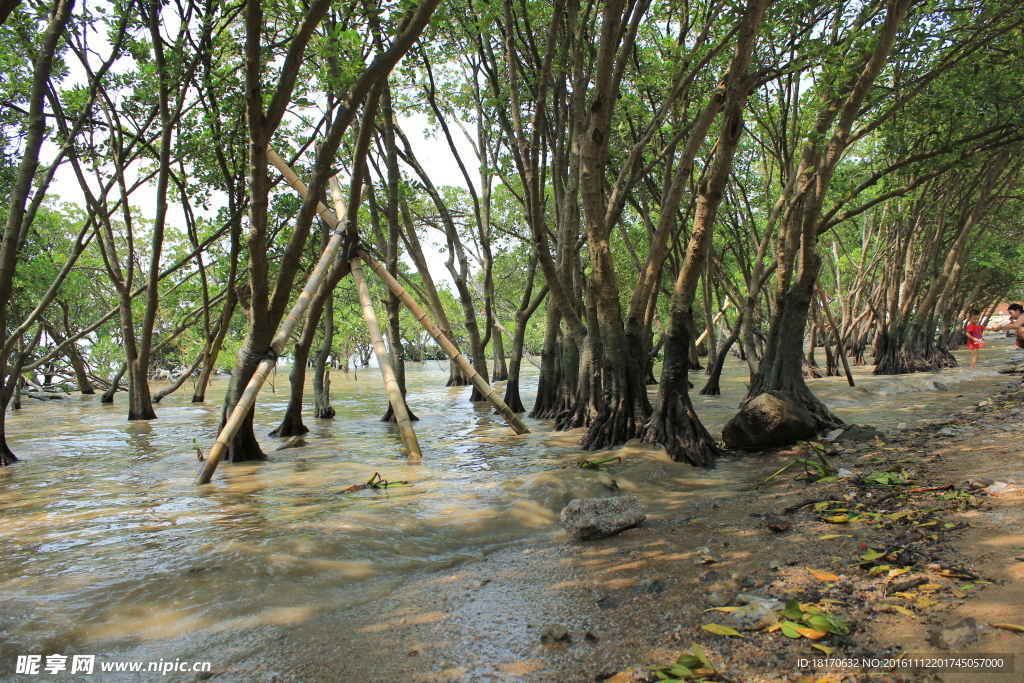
[1,341,1020,680]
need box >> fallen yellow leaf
[991,623,1024,633]
[916,596,938,608]
[807,567,840,582]
[701,623,744,637]
[953,589,967,599]
[886,604,915,616]
[791,625,829,640]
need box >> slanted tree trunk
[101,363,126,403]
[700,311,743,396]
[0,0,74,464]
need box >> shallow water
[1,342,1019,679]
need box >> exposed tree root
[381,402,419,422]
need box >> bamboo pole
[695,299,732,346]
[194,158,352,486]
[358,249,530,435]
[347,237,422,455]
[349,258,421,456]
[265,149,530,435]
[817,284,855,387]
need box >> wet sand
[228,345,1024,683]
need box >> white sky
[45,108,475,290]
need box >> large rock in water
[560,496,646,540]
[722,390,817,449]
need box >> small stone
[539,624,571,644]
[584,631,599,642]
[895,422,908,431]
[700,570,719,582]
[965,477,994,490]
[596,596,621,610]
[937,427,956,437]
[731,573,755,588]
[928,618,977,650]
[706,591,732,607]
[763,515,791,533]
[934,381,949,391]
[768,560,781,570]
[694,554,717,565]
[1010,408,1021,415]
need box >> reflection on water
[0,342,1018,677]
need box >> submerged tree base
[643,394,720,467]
[0,444,18,466]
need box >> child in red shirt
[966,309,984,368]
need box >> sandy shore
[219,370,1024,683]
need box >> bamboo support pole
[349,255,422,458]
[817,284,855,388]
[358,249,529,435]
[266,149,529,435]
[695,299,732,346]
[194,155,352,485]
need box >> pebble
[539,624,571,644]
[706,591,732,607]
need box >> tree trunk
[491,323,508,381]
[312,290,336,419]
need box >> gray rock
[933,381,949,391]
[539,624,571,644]
[937,427,956,436]
[560,496,646,540]
[596,596,621,610]
[722,391,817,449]
[837,424,885,442]
[823,428,845,442]
[895,422,908,431]
[928,617,977,650]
